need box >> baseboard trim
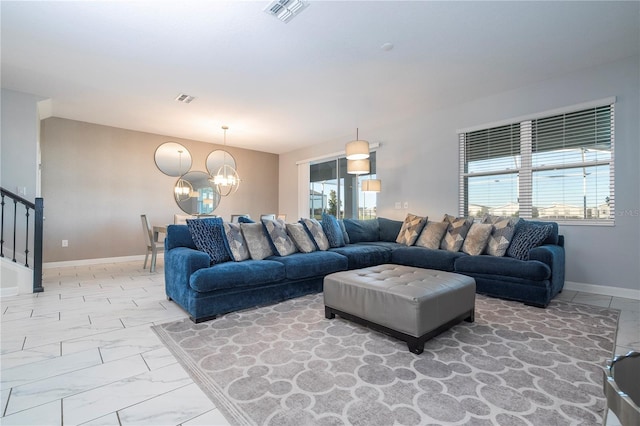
[564,281,640,301]
[43,253,164,269]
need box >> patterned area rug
[152,293,619,426]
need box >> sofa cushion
[240,223,275,260]
[338,220,350,244]
[378,218,403,242]
[190,259,286,292]
[391,246,466,272]
[440,214,473,252]
[222,222,250,262]
[415,221,448,250]
[186,218,231,265]
[482,215,521,257]
[396,213,427,246]
[330,244,392,270]
[455,255,551,281]
[462,223,493,256]
[286,223,317,253]
[322,213,345,248]
[262,218,298,256]
[507,222,554,261]
[301,218,330,251]
[343,219,379,243]
[269,251,347,280]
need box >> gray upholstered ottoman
[324,264,475,354]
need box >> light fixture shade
[345,140,370,160]
[347,159,370,175]
[362,179,381,192]
[211,164,240,196]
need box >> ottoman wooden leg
[325,307,336,319]
[407,339,425,355]
[465,309,475,323]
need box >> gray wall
[41,118,279,262]
[1,88,41,198]
[280,56,640,291]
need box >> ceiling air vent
[264,0,308,23]
[175,94,195,104]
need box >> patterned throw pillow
[240,223,274,260]
[322,213,345,248]
[461,223,494,256]
[222,222,250,262]
[415,221,449,249]
[238,216,255,223]
[286,223,317,253]
[186,218,231,264]
[262,219,298,256]
[483,215,521,257]
[440,214,473,252]
[396,213,427,246]
[507,222,554,261]
[300,218,330,251]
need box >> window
[309,152,377,220]
[459,102,614,224]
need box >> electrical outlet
[62,240,68,247]
[395,202,401,209]
[403,201,409,209]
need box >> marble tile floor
[1,261,638,426]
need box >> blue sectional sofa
[164,217,565,323]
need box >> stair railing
[0,187,44,293]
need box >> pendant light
[345,128,370,160]
[211,126,240,196]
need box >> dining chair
[140,214,163,273]
[277,214,287,221]
[231,214,251,223]
[260,214,276,221]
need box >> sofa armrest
[165,247,210,300]
[529,244,565,296]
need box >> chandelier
[211,126,240,196]
[174,150,193,201]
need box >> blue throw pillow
[322,213,345,248]
[338,220,350,245]
[186,218,231,264]
[507,222,554,261]
[238,216,255,223]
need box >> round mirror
[155,142,192,177]
[174,171,221,215]
[206,150,236,176]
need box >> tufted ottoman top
[324,264,475,338]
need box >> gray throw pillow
[483,215,520,257]
[286,223,317,253]
[300,218,330,251]
[396,213,427,246]
[262,219,298,256]
[222,222,250,261]
[240,223,274,260]
[415,221,449,249]
[462,223,494,256]
[440,214,473,252]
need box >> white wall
[279,56,640,292]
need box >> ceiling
[2,1,638,154]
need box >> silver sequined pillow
[286,223,317,253]
[440,214,473,252]
[482,215,520,257]
[300,218,330,251]
[461,223,493,256]
[222,222,250,261]
[262,219,298,256]
[240,223,274,260]
[396,213,427,246]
